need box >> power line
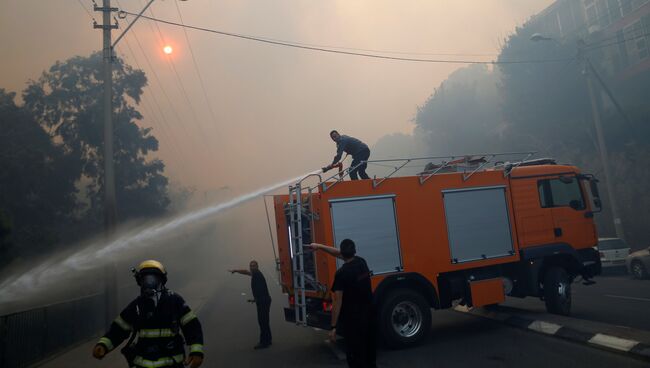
[77,0,190,173]
[127,12,205,155]
[112,0,195,172]
[115,39,186,160]
[173,1,221,139]
[75,0,97,23]
[145,4,217,156]
[120,11,574,65]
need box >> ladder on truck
[288,178,317,326]
[287,182,310,326]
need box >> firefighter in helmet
[92,260,204,368]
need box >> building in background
[526,0,650,80]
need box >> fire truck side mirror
[589,180,602,213]
[569,200,583,211]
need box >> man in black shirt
[229,260,272,349]
[310,240,377,368]
[322,130,371,180]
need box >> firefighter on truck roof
[92,260,204,368]
[322,130,371,180]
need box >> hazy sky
[0,0,553,194]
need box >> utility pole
[95,0,118,233]
[579,41,625,240]
[94,0,119,327]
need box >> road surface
[503,273,650,331]
[40,272,649,367]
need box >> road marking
[604,294,650,302]
[527,321,562,335]
[588,333,639,352]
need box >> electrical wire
[77,0,196,178]
[113,1,196,167]
[145,4,217,156]
[127,4,210,156]
[107,1,197,177]
[173,1,221,139]
[115,39,187,160]
[120,11,574,65]
[75,0,97,23]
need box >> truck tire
[378,289,431,349]
[631,261,649,280]
[543,266,572,316]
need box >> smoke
[0,170,318,304]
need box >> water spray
[0,170,320,303]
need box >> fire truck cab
[271,154,602,348]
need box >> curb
[454,306,650,361]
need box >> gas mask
[140,273,164,307]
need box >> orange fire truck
[271,153,602,348]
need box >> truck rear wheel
[543,266,572,316]
[378,289,431,348]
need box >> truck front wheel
[378,289,431,348]
[543,266,572,316]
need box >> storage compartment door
[443,186,514,263]
[329,195,402,275]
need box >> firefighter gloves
[185,354,204,368]
[92,344,107,359]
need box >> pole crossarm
[112,0,156,48]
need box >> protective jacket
[97,290,203,367]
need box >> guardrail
[0,293,106,368]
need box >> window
[617,29,630,69]
[586,4,598,26]
[621,0,633,15]
[597,0,611,27]
[538,177,586,209]
[621,0,650,15]
[598,238,629,250]
[607,0,622,22]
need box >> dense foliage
[0,53,170,267]
[375,28,650,249]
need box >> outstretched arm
[228,269,252,276]
[308,243,342,259]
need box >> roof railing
[300,151,537,192]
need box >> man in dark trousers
[229,260,272,349]
[310,240,377,368]
[322,130,371,180]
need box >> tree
[414,64,503,156]
[0,88,78,262]
[497,27,594,154]
[22,53,170,233]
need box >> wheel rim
[391,301,423,338]
[633,263,643,278]
[558,281,567,297]
[557,279,571,305]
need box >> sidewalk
[454,305,650,361]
